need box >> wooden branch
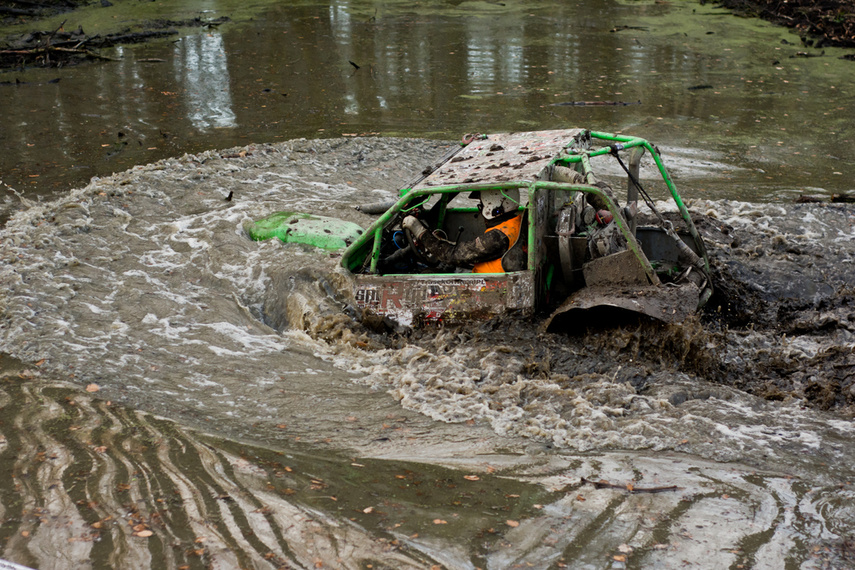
[580,477,681,494]
[0,46,120,62]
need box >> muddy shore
[715,0,855,48]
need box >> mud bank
[715,0,855,48]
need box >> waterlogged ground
[0,138,854,568]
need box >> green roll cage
[341,130,710,282]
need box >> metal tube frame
[342,131,707,291]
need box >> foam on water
[0,138,853,486]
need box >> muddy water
[0,0,853,203]
[0,137,853,568]
[0,0,854,568]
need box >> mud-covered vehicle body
[340,129,713,330]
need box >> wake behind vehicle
[249,129,713,331]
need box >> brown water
[0,135,853,569]
[1,2,855,569]
[1,0,853,204]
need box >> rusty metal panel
[413,129,583,188]
[544,282,701,329]
[354,272,535,328]
[582,249,652,287]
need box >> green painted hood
[245,211,365,250]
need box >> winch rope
[609,145,673,232]
[609,145,710,287]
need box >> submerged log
[0,16,229,69]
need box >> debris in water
[581,477,681,493]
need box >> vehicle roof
[412,128,584,190]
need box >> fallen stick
[580,477,681,494]
[551,100,641,106]
[0,46,119,62]
[52,47,121,61]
